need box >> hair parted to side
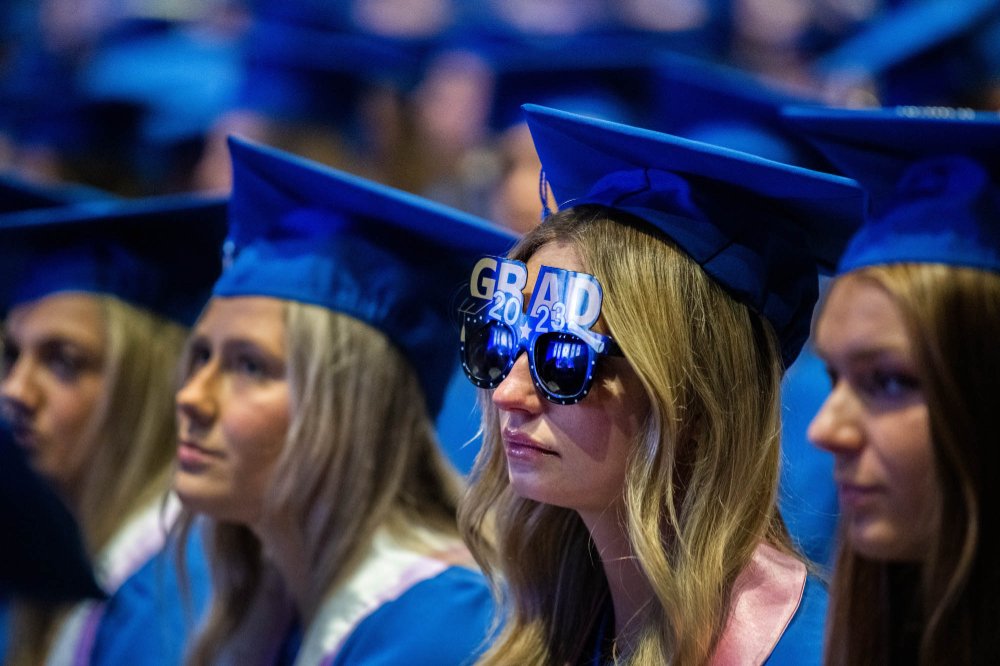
[5,295,188,666]
[183,300,465,666]
[459,205,793,665]
[823,264,1000,666]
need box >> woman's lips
[177,440,223,470]
[502,429,558,462]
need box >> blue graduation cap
[0,195,228,325]
[815,0,1000,107]
[217,136,518,416]
[479,34,657,131]
[78,23,240,147]
[0,172,112,214]
[523,104,866,367]
[234,18,421,126]
[651,53,833,171]
[783,105,1000,275]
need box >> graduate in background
[174,137,515,665]
[458,105,864,665]
[0,172,107,662]
[0,196,225,665]
[787,106,1000,665]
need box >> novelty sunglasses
[459,257,622,405]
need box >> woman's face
[808,274,938,562]
[491,242,649,521]
[1,293,107,501]
[173,297,291,528]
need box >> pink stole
[709,543,807,665]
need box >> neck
[256,520,315,621]
[580,506,655,654]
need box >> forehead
[524,241,585,291]
[195,297,287,345]
[5,292,105,346]
[815,275,911,354]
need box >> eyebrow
[814,343,912,366]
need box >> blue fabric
[217,137,517,417]
[0,602,8,662]
[522,104,865,367]
[783,106,1000,276]
[0,195,227,325]
[765,575,828,666]
[779,346,839,571]
[434,367,483,475]
[88,526,212,666]
[330,566,494,666]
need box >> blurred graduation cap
[0,40,146,188]
[0,195,228,325]
[0,172,111,214]
[479,34,656,132]
[0,427,103,602]
[217,136,518,415]
[233,18,421,127]
[651,52,834,171]
[815,0,1000,107]
[783,105,1000,274]
[77,22,241,182]
[523,103,865,366]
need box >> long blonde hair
[824,264,1000,666]
[459,206,793,665]
[184,301,464,665]
[6,294,188,666]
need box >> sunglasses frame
[460,313,623,405]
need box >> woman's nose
[1,356,41,420]
[807,384,863,455]
[492,353,543,414]
[176,363,218,431]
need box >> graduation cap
[815,0,1000,107]
[0,195,228,325]
[234,18,421,126]
[217,136,518,415]
[78,24,241,148]
[480,34,657,132]
[0,172,112,214]
[0,427,103,602]
[783,105,1000,274]
[523,103,866,367]
[651,52,833,171]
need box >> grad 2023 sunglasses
[459,256,621,405]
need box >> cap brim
[783,106,1000,203]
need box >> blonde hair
[824,264,1000,666]
[459,206,793,664]
[6,294,188,666]
[184,301,464,665]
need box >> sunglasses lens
[533,333,592,399]
[464,322,516,385]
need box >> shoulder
[765,575,828,666]
[331,565,495,666]
[90,525,212,666]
